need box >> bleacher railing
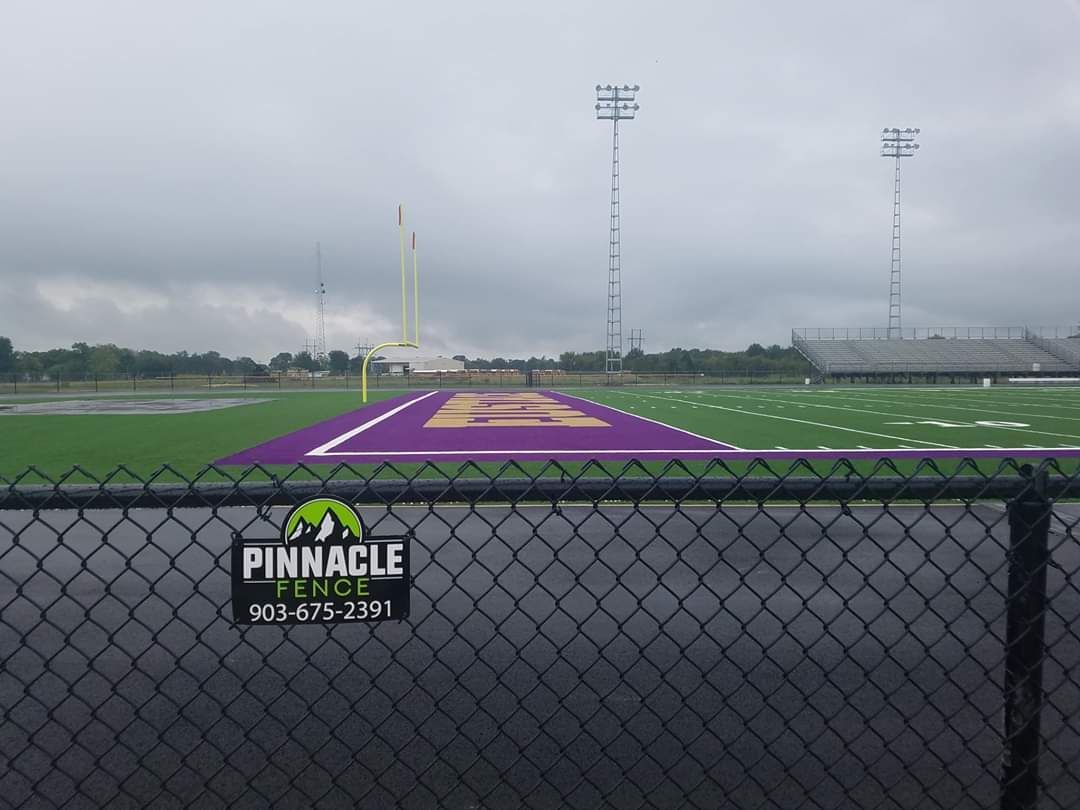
[793,326,1036,341]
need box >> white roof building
[375,356,465,375]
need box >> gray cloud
[1,0,1078,361]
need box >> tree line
[0,338,272,379]
[0,336,807,379]
[559,344,808,373]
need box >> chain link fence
[2,460,1079,809]
[1,369,812,395]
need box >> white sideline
[555,391,741,450]
[307,391,440,456]
[312,446,1079,458]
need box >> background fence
[2,461,1079,808]
[0,369,811,395]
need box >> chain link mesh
[2,459,1078,808]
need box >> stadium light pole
[314,242,327,364]
[596,84,639,375]
[881,127,920,340]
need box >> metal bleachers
[1040,337,1080,367]
[792,328,1080,375]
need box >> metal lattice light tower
[596,84,639,374]
[880,127,920,339]
[314,242,328,363]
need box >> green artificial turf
[2,385,1078,481]
[0,392,400,481]
[576,386,1080,454]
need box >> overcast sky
[1,1,1078,362]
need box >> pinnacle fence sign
[231,496,410,624]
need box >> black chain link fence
[2,459,1079,809]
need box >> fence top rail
[2,463,1076,510]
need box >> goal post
[362,204,419,403]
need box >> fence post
[1000,465,1051,810]
[57,372,61,393]
[94,375,98,393]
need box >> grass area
[577,385,1080,452]
[0,392,401,481]
[2,385,1079,481]
[573,385,1080,477]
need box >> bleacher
[792,327,1080,376]
[1041,337,1080,367]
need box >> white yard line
[307,391,441,456]
[615,391,958,448]
[850,386,1080,409]
[556,391,743,450]
[838,390,1080,420]
[697,390,1080,443]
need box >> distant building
[372,356,465,375]
[410,356,466,373]
[278,366,329,378]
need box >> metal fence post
[1001,465,1051,810]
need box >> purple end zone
[216,390,738,465]
[215,389,1080,465]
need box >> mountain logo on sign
[281,497,364,545]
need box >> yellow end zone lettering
[425,393,610,428]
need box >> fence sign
[231,496,409,624]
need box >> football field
[581,385,1080,457]
[4,384,1079,479]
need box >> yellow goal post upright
[362,204,420,402]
